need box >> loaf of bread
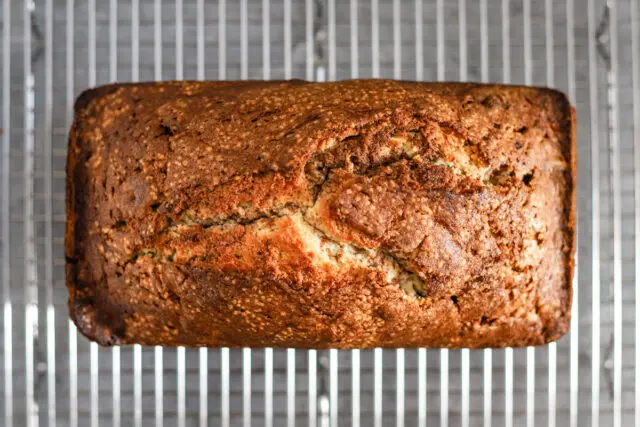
[66,80,575,348]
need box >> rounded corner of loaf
[542,311,572,345]
[73,83,124,115]
[69,296,126,347]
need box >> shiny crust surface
[66,80,575,348]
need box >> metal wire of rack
[1,0,639,426]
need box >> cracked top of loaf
[66,79,575,348]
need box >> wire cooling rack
[1,0,639,426]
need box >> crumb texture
[66,80,575,348]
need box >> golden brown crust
[66,80,575,348]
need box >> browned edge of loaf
[557,99,575,343]
[65,80,576,348]
[67,84,128,346]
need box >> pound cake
[66,80,575,348]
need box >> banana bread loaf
[66,80,575,348]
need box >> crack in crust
[117,136,466,298]
[115,120,493,297]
